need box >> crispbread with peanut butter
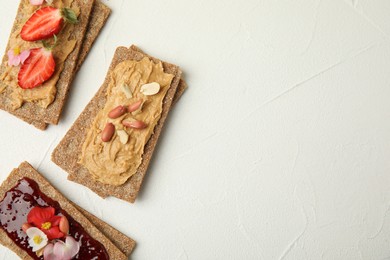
[24,0,111,130]
[0,162,132,259]
[0,0,95,129]
[52,46,182,203]
[130,45,187,106]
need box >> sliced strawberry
[18,48,55,89]
[21,7,62,41]
[21,7,78,42]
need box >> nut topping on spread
[122,84,133,98]
[117,130,129,144]
[108,105,127,119]
[101,123,115,142]
[79,57,174,186]
[122,119,147,129]
[128,99,144,114]
[140,82,160,96]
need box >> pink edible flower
[43,243,55,260]
[7,47,30,67]
[44,236,80,260]
[30,0,44,5]
[30,0,53,5]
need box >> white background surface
[0,0,390,259]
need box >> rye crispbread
[24,1,111,130]
[0,162,131,259]
[76,0,111,72]
[74,204,136,256]
[52,46,182,203]
[129,45,187,105]
[13,1,111,130]
[0,0,95,128]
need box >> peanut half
[128,100,143,114]
[108,105,127,119]
[117,130,129,144]
[122,84,133,98]
[140,82,160,96]
[122,119,147,129]
[101,123,115,142]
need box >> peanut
[122,120,147,129]
[108,105,127,119]
[101,123,115,142]
[140,82,160,96]
[128,100,143,113]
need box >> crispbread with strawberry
[0,0,95,129]
[14,0,112,130]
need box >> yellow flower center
[13,47,21,56]
[33,235,43,245]
[41,222,51,230]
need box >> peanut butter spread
[0,0,79,109]
[79,57,174,186]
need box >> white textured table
[1,0,390,259]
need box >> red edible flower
[27,207,64,240]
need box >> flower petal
[7,50,14,57]
[53,241,67,259]
[43,226,64,240]
[7,50,19,67]
[30,0,44,5]
[65,236,80,258]
[19,50,31,64]
[27,207,55,227]
[26,227,47,239]
[44,243,56,260]
[50,215,62,226]
[26,227,48,252]
[52,236,80,260]
[11,57,21,67]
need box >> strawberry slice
[18,48,55,89]
[21,7,78,42]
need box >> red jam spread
[0,177,109,259]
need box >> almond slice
[117,130,129,144]
[140,82,160,96]
[122,84,133,98]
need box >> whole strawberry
[21,7,78,42]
